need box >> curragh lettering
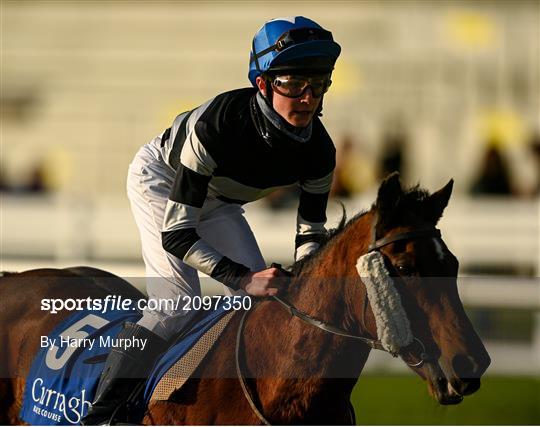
[31,377,91,424]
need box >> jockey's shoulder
[203,87,257,115]
[193,87,256,134]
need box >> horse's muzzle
[452,352,491,380]
[451,377,481,396]
[427,348,490,404]
[425,358,485,405]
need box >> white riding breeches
[126,139,266,340]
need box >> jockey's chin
[288,110,316,127]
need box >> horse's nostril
[452,354,476,379]
[462,378,480,395]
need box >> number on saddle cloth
[20,301,237,425]
[20,309,141,426]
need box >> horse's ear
[376,172,402,213]
[426,179,454,223]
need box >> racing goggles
[271,74,332,98]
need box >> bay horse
[0,173,490,425]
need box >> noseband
[235,226,441,425]
[364,226,440,366]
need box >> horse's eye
[396,264,412,275]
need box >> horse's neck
[289,210,374,330]
[245,212,375,420]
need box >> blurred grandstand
[1,1,539,422]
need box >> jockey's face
[256,76,322,128]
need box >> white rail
[2,194,538,273]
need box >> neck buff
[255,91,313,144]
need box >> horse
[0,173,490,425]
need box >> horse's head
[360,172,490,405]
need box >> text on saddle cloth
[20,309,141,425]
[20,303,235,425]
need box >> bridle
[235,226,442,425]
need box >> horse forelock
[374,185,437,237]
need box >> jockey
[82,16,340,425]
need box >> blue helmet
[249,16,341,87]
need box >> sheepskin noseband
[356,251,413,354]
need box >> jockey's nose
[300,87,315,103]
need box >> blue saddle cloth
[20,305,232,425]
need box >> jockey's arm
[160,168,251,290]
[295,171,334,261]
[160,124,251,291]
[160,124,286,296]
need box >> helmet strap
[262,74,274,105]
[316,95,324,117]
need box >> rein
[235,227,441,425]
[271,294,386,351]
[234,303,361,426]
[235,309,270,425]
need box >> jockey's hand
[241,267,288,297]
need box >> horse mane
[0,271,17,277]
[290,184,431,275]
